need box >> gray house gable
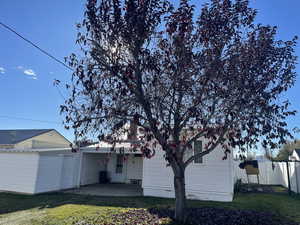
[0,129,58,145]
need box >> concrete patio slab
[64,183,143,197]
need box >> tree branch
[183,128,228,168]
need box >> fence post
[295,162,299,193]
[286,161,291,195]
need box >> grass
[0,190,299,225]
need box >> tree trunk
[174,167,186,223]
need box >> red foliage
[61,0,297,221]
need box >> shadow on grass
[0,192,181,225]
[0,191,176,214]
[0,190,300,224]
[1,190,300,214]
[238,183,289,194]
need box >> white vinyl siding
[0,151,79,194]
[60,155,79,189]
[80,153,143,185]
[35,155,64,193]
[143,138,234,202]
[0,152,39,194]
[35,153,79,193]
[15,130,70,149]
[126,155,143,181]
[80,153,108,185]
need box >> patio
[64,183,143,197]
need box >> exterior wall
[81,153,143,185]
[106,154,143,183]
[15,130,70,149]
[0,144,14,149]
[106,154,123,183]
[60,154,80,189]
[125,155,143,182]
[142,138,234,202]
[14,139,33,149]
[0,152,39,194]
[292,151,300,160]
[80,153,108,185]
[35,154,64,193]
[0,150,79,194]
[35,152,80,193]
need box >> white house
[0,129,71,149]
[0,129,75,194]
[290,149,300,161]
[0,128,234,202]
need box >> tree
[275,139,300,160]
[60,0,297,222]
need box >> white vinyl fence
[234,161,300,193]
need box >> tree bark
[174,166,186,223]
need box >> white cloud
[16,66,38,80]
[0,67,5,74]
[49,71,54,75]
[23,69,36,76]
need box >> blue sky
[0,0,299,143]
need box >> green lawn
[0,191,299,225]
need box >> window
[116,155,124,173]
[194,140,203,164]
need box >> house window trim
[193,140,204,165]
[116,154,124,174]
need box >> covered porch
[77,147,143,192]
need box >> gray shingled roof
[0,129,54,145]
[295,149,300,158]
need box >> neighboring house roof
[295,149,300,158]
[0,147,72,153]
[87,139,141,148]
[0,129,54,145]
